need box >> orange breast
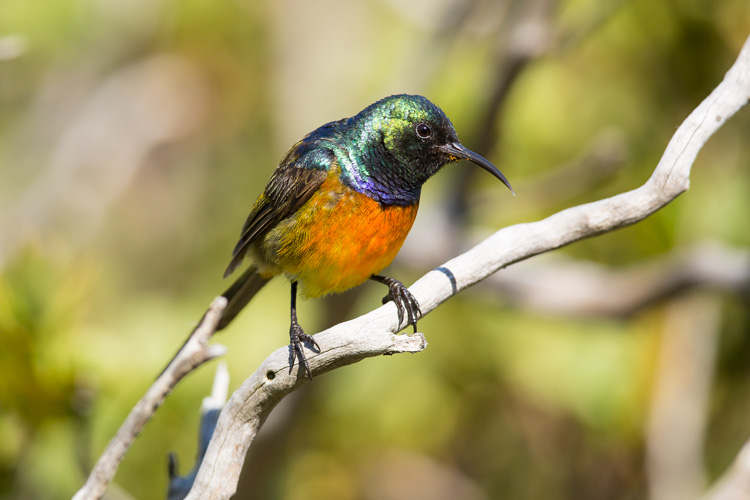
[262,175,419,298]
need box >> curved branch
[187,35,750,500]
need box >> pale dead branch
[186,32,750,500]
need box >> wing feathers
[223,159,330,278]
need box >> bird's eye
[415,122,432,139]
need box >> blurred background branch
[479,242,750,317]
[0,54,212,270]
[168,362,229,500]
[647,293,721,500]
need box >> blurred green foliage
[1,0,749,499]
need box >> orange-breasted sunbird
[220,94,514,378]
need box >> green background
[1,0,749,498]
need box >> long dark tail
[217,267,272,330]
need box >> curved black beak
[440,142,514,195]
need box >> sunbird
[219,94,513,378]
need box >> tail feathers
[223,251,244,279]
[217,267,272,330]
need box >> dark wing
[223,143,332,278]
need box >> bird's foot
[289,321,320,380]
[372,275,421,332]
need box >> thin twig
[73,297,228,500]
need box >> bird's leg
[289,281,319,380]
[370,275,421,333]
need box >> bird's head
[346,94,513,200]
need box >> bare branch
[73,297,228,500]
[449,0,558,222]
[185,322,427,498]
[186,34,750,500]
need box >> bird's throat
[337,145,424,207]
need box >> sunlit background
[1,1,749,499]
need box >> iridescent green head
[336,94,513,205]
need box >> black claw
[288,281,319,380]
[289,322,319,380]
[371,275,421,332]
